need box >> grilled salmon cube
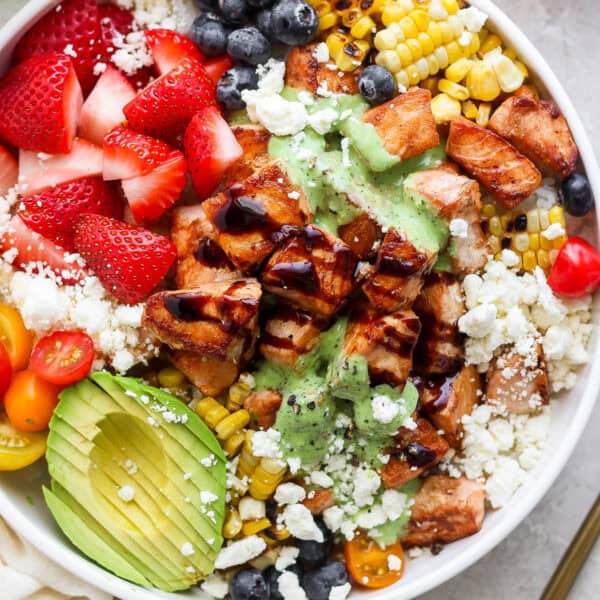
[243,389,283,429]
[413,272,465,375]
[486,344,550,414]
[285,43,359,95]
[303,488,335,515]
[447,116,542,209]
[171,351,240,397]
[406,168,488,274]
[361,88,440,162]
[418,365,481,449]
[142,278,261,361]
[382,417,449,489]
[261,225,357,318]
[403,475,485,547]
[489,88,577,179]
[223,124,271,188]
[338,212,382,259]
[259,304,323,366]
[171,204,239,288]
[362,228,438,313]
[203,161,310,273]
[344,308,421,388]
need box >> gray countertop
[0,1,598,599]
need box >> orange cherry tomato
[0,304,33,371]
[4,370,61,432]
[0,342,13,401]
[345,535,405,589]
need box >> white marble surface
[0,1,598,599]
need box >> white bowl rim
[0,1,599,599]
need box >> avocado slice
[44,373,227,592]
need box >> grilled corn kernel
[515,60,529,78]
[504,47,517,60]
[488,215,503,237]
[434,46,449,69]
[157,366,186,389]
[448,15,463,38]
[375,29,398,50]
[439,21,454,44]
[438,78,469,100]
[395,70,410,90]
[313,0,331,15]
[431,93,461,123]
[406,37,423,60]
[427,21,443,46]
[238,431,260,478]
[249,458,287,500]
[549,206,566,227]
[466,60,501,101]
[529,233,540,251]
[553,235,568,250]
[319,12,339,30]
[266,527,291,542]
[540,233,554,250]
[445,57,473,82]
[377,49,403,73]
[382,3,410,26]
[480,33,502,55]
[526,209,540,232]
[395,43,414,67]
[341,7,361,28]
[399,15,419,39]
[476,102,492,127]
[462,99,478,120]
[223,430,246,456]
[224,509,243,539]
[195,397,229,429]
[488,52,524,93]
[242,518,272,536]
[522,250,537,272]
[409,8,430,31]
[537,249,551,270]
[350,15,376,38]
[440,0,459,15]
[445,41,462,64]
[415,57,430,80]
[426,54,441,76]
[227,382,251,411]
[418,31,434,55]
[511,232,530,253]
[482,203,497,218]
[488,235,501,254]
[405,63,421,85]
[539,209,550,230]
[421,76,440,94]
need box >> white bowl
[1,1,599,599]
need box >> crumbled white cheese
[428,0,448,20]
[500,249,520,267]
[313,42,330,63]
[458,31,473,47]
[277,572,307,600]
[458,303,497,339]
[238,497,266,521]
[341,137,352,168]
[275,546,300,571]
[458,6,488,32]
[449,217,469,238]
[244,93,309,136]
[322,506,345,532]
[371,394,400,424]
[256,58,286,95]
[120,0,201,34]
[282,504,324,542]
[329,583,351,600]
[542,223,566,240]
[252,429,283,458]
[311,471,334,488]
[180,542,194,557]
[63,43,77,58]
[200,491,219,505]
[355,504,387,529]
[352,468,381,508]
[275,482,306,505]
[200,574,228,599]
[111,30,153,76]
[308,108,339,135]
[387,554,403,571]
[381,489,407,521]
[118,485,135,502]
[214,536,267,569]
[124,460,138,475]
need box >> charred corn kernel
[195,397,229,429]
[249,458,287,500]
[511,232,530,253]
[446,57,473,82]
[504,47,517,60]
[482,203,497,218]
[440,0,459,15]
[406,37,423,60]
[480,33,502,55]
[537,249,551,270]
[526,209,540,232]
[313,0,331,16]
[426,54,441,76]
[405,63,421,85]
[399,15,419,39]
[223,509,243,539]
[488,215,503,237]
[410,8,430,31]
[529,233,540,251]
[422,76,440,94]
[227,381,251,412]
[342,8,362,28]
[467,60,501,101]
[476,102,492,127]
[438,78,469,100]
[500,214,511,231]
[395,70,410,90]
[445,41,462,64]
[377,49,403,73]
[242,518,272,536]
[382,3,410,26]
[418,32,434,55]
[462,99,478,119]
[223,430,246,456]
[540,233,554,250]
[395,43,413,66]
[157,366,186,389]
[434,46,449,69]
[318,12,338,30]
[342,39,370,71]
[488,235,501,254]
[238,431,260,479]
[375,29,398,51]
[427,21,443,46]
[515,60,529,78]
[553,235,568,250]
[266,527,291,542]
[326,30,348,60]
[431,93,461,123]
[522,250,537,272]
[415,57,430,80]
[549,206,566,227]
[487,52,524,92]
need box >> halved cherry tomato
[30,331,94,386]
[0,342,13,402]
[547,237,600,298]
[4,370,61,432]
[345,535,405,589]
[0,411,47,470]
[0,304,33,370]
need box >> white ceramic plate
[0,1,599,599]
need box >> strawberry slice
[98,3,154,90]
[0,216,86,284]
[0,146,18,196]
[79,66,136,146]
[145,29,205,75]
[19,138,103,196]
[123,57,217,146]
[14,0,104,94]
[184,106,242,200]
[0,54,82,154]
[74,214,176,303]
[203,56,234,86]
[103,126,181,181]
[19,177,123,252]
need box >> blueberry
[560,172,594,217]
[196,0,220,10]
[256,9,275,38]
[358,65,397,106]
[217,65,259,110]
[227,27,271,65]
[248,0,274,8]
[271,0,318,46]
[230,568,269,600]
[219,0,251,23]
[191,16,230,56]
[295,517,332,570]
[264,565,301,600]
[302,561,349,600]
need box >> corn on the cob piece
[242,518,272,536]
[223,509,243,539]
[482,204,567,272]
[226,381,252,412]
[237,431,261,479]
[195,397,249,455]
[431,92,461,123]
[249,458,288,501]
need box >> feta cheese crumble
[282,504,325,542]
[118,485,135,502]
[275,546,300,571]
[275,482,306,505]
[371,394,400,424]
[449,218,469,238]
[214,536,267,569]
[180,542,194,557]
[278,571,307,600]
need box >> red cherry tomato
[30,331,95,386]
[547,237,600,298]
[0,342,13,401]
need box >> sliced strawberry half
[19,177,123,252]
[145,29,205,76]
[184,106,242,200]
[203,56,234,86]
[79,66,136,146]
[14,0,104,94]
[0,53,82,154]
[0,146,18,196]
[103,126,181,181]
[19,137,103,196]
[74,213,176,304]
[123,57,217,146]
[0,216,86,284]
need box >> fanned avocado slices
[43,372,227,592]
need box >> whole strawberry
[74,214,176,304]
